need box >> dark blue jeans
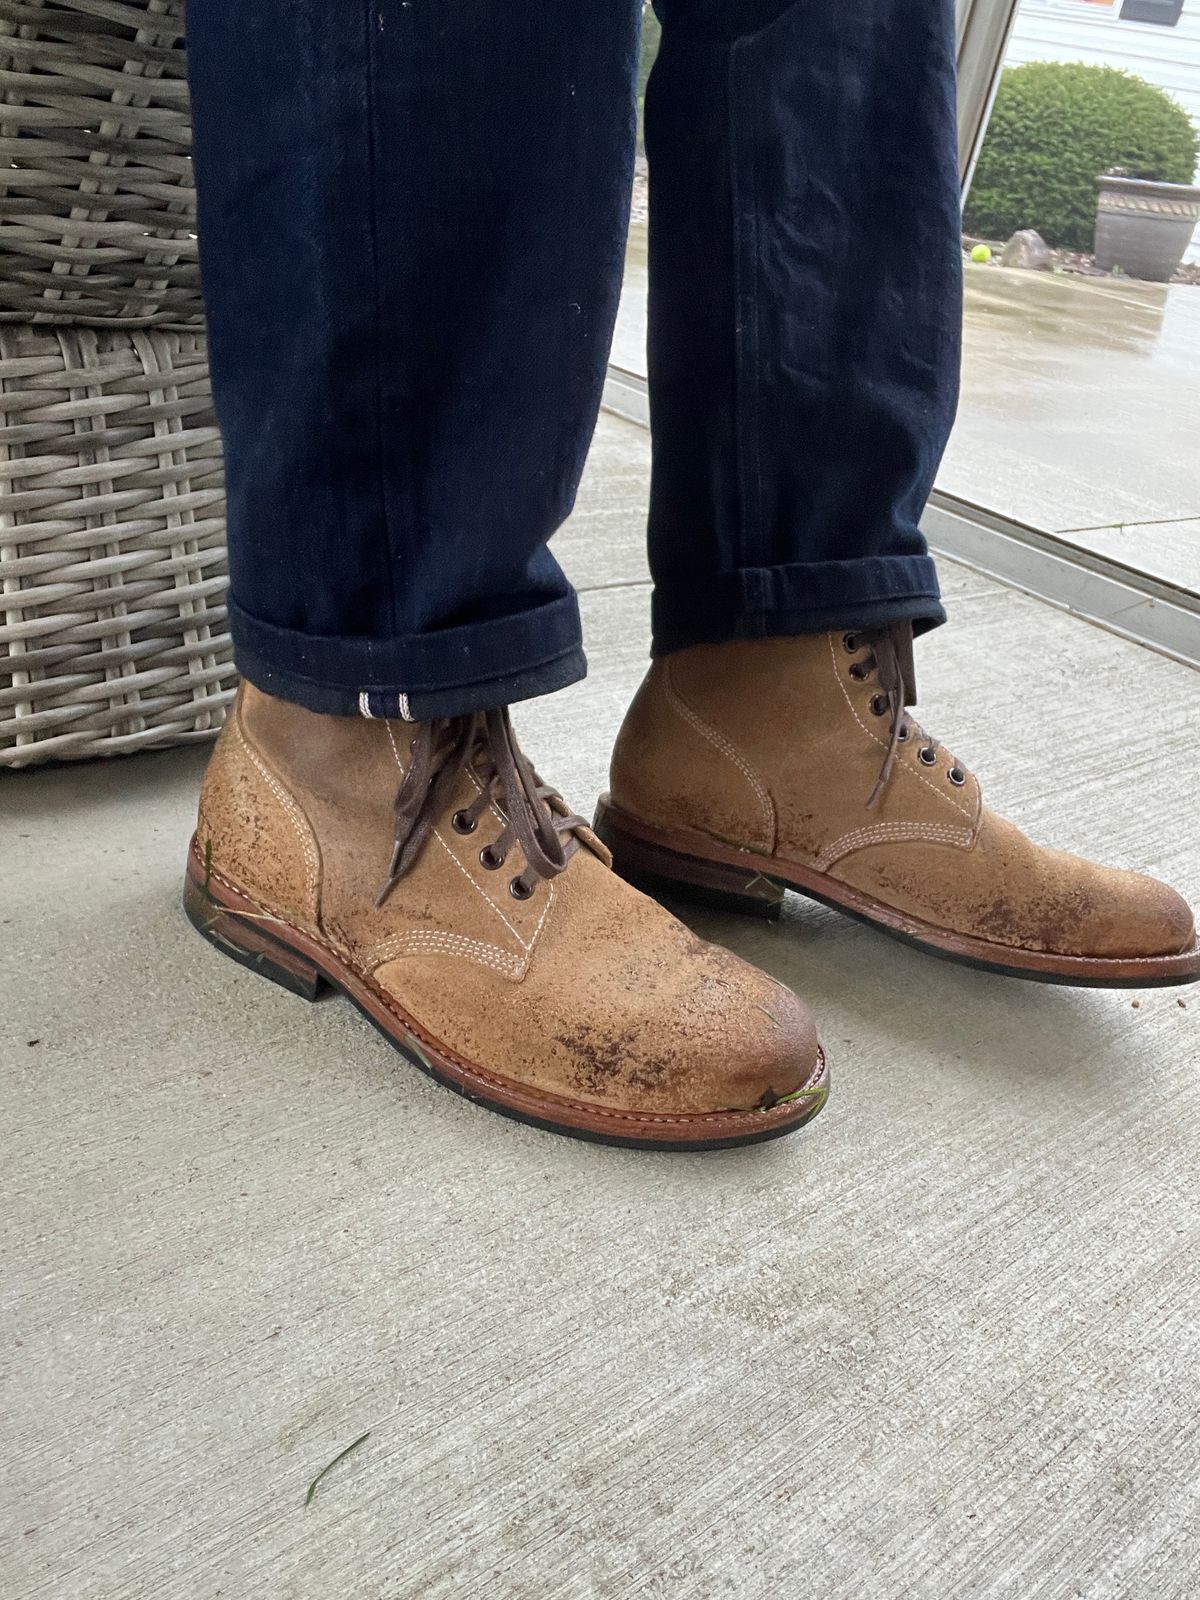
[185,0,960,720]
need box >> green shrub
[638,4,661,102]
[964,61,1198,251]
[636,4,662,148]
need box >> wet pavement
[947,263,1200,591]
[613,229,1200,592]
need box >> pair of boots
[187,627,1198,1150]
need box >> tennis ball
[970,244,992,263]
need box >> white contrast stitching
[663,661,774,848]
[368,929,524,978]
[815,820,973,873]
[383,720,553,955]
[384,721,523,944]
[827,633,974,820]
[397,693,413,722]
[359,691,374,719]
[233,719,320,902]
[458,770,558,950]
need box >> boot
[184,684,828,1148]
[598,629,1198,988]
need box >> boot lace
[376,708,587,907]
[842,623,967,808]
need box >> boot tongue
[865,621,918,810]
[375,708,588,907]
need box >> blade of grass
[305,1430,371,1507]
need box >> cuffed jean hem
[229,590,587,720]
[650,554,946,655]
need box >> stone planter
[1094,174,1200,283]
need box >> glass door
[607,0,1200,663]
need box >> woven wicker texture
[0,322,233,766]
[0,0,199,325]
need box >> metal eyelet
[897,725,909,742]
[849,662,868,681]
[509,877,534,901]
[842,632,859,654]
[870,693,889,717]
[948,766,966,787]
[452,809,477,835]
[918,746,938,766]
[480,844,505,870]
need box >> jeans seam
[362,1,399,637]
[728,36,765,577]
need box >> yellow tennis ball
[970,244,992,264]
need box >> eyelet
[842,632,859,654]
[509,877,534,901]
[897,725,909,742]
[480,844,505,870]
[452,809,477,835]
[948,766,966,787]
[918,746,938,766]
[870,693,889,717]
[848,662,868,681]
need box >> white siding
[1003,0,1200,259]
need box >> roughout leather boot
[597,628,1199,988]
[184,685,828,1149]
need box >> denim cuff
[229,590,586,719]
[650,554,946,655]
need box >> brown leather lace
[844,621,961,808]
[375,707,586,907]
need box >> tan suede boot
[598,628,1199,988]
[184,684,827,1148]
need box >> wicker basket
[0,321,233,766]
[0,0,200,325]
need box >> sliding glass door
[607,0,1200,663]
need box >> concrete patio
[3,413,1199,1599]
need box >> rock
[1000,229,1053,271]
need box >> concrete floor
[615,237,1200,591]
[3,415,1199,1599]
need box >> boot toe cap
[684,950,824,1115]
[1098,870,1196,960]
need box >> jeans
[185,0,961,720]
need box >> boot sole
[182,838,829,1151]
[593,798,1200,990]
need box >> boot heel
[593,799,784,920]
[183,872,328,1001]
